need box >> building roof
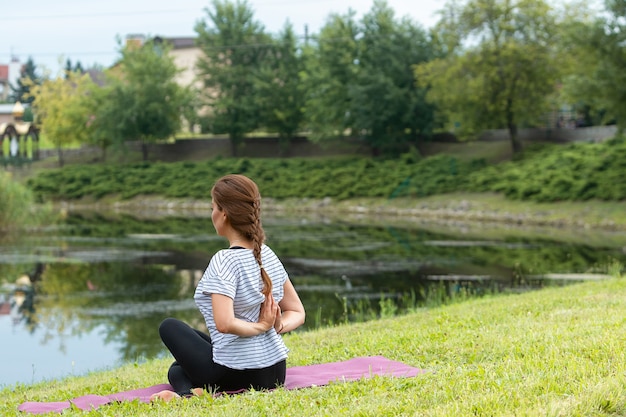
[86,68,107,87]
[163,37,197,49]
[0,103,29,115]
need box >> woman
[152,174,305,401]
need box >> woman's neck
[227,234,253,249]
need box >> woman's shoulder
[261,243,271,251]
[211,248,230,259]
[209,248,244,265]
[261,244,279,257]
[261,245,285,268]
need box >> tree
[254,22,305,153]
[560,0,626,130]
[415,0,561,154]
[350,0,435,154]
[64,58,85,78]
[106,38,192,160]
[195,0,271,156]
[80,81,121,162]
[303,2,435,155]
[9,57,42,104]
[302,10,360,140]
[27,71,94,167]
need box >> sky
[1,0,444,76]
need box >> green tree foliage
[27,71,95,167]
[63,58,85,78]
[9,57,42,104]
[560,0,626,130]
[303,1,434,155]
[195,0,271,156]
[105,38,192,160]
[254,22,305,152]
[352,1,434,154]
[302,10,360,140]
[415,0,561,154]
[81,81,122,161]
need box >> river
[1,209,625,388]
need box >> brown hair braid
[211,174,272,296]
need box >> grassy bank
[18,135,626,233]
[58,191,626,233]
[4,277,626,416]
[0,171,53,233]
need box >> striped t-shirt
[194,244,289,370]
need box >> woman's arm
[212,293,278,337]
[276,279,306,334]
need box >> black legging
[158,317,286,395]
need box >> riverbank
[20,136,626,236]
[56,191,626,231]
[4,276,626,416]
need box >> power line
[0,9,196,21]
[0,0,338,22]
[8,29,429,65]
[18,51,118,58]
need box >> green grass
[4,276,626,416]
[261,192,626,236]
[419,139,515,163]
[21,136,626,207]
[0,172,54,232]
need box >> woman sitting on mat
[152,174,306,401]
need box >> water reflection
[1,211,624,387]
[0,262,44,327]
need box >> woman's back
[195,244,289,369]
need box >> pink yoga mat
[18,356,424,414]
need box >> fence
[9,125,621,164]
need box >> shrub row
[25,136,626,203]
[467,137,626,202]
[26,155,479,202]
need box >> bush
[0,172,51,232]
[24,135,626,204]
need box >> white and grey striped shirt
[194,244,289,370]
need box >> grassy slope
[17,137,626,231]
[4,277,626,416]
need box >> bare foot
[150,389,181,402]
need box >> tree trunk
[506,98,523,155]
[508,123,523,155]
[141,140,149,161]
[57,146,64,167]
[278,134,291,157]
[230,136,241,157]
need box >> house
[125,34,203,91]
[123,35,205,133]
[160,36,203,91]
[0,57,23,102]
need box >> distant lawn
[418,138,545,163]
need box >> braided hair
[211,174,272,296]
